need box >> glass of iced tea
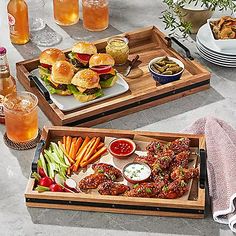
[53,0,79,26]
[82,0,109,31]
[3,91,38,143]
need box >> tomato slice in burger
[91,65,112,74]
[41,63,52,70]
[77,53,91,62]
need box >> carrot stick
[73,138,94,171]
[67,167,71,176]
[66,136,72,154]
[84,137,101,161]
[97,142,104,150]
[72,137,77,143]
[69,140,76,159]
[83,137,96,160]
[63,136,66,145]
[73,137,83,157]
[75,136,90,160]
[58,141,75,164]
[71,164,78,172]
[80,147,107,168]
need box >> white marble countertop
[0,0,236,235]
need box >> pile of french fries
[58,136,107,174]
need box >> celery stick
[35,185,50,192]
[51,142,64,162]
[47,163,54,179]
[44,152,53,164]
[44,150,68,168]
[37,159,42,168]
[63,154,70,166]
[40,153,48,176]
[32,172,41,182]
[57,142,70,166]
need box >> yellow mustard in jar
[106,36,129,65]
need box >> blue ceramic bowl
[148,57,184,84]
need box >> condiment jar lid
[0,47,7,56]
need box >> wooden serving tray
[16,26,211,126]
[25,126,207,218]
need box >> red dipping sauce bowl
[108,138,136,159]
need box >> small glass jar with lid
[106,36,129,65]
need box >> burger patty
[70,58,88,68]
[51,83,68,91]
[84,87,100,95]
[100,74,114,81]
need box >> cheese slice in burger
[68,42,97,69]
[89,53,118,88]
[68,69,103,102]
[39,48,66,81]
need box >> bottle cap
[0,47,7,56]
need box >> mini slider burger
[68,69,103,102]
[47,60,74,95]
[89,53,118,88]
[68,41,97,69]
[39,48,66,81]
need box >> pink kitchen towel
[184,117,236,233]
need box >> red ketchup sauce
[110,139,134,155]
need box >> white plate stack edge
[196,23,236,67]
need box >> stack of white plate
[196,23,236,67]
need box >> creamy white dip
[124,163,151,181]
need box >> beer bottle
[0,47,16,124]
[7,0,30,45]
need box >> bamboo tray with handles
[25,126,207,219]
[16,26,211,126]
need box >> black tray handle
[28,75,53,104]
[165,37,194,60]
[31,140,46,174]
[200,149,207,189]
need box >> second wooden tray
[25,126,206,218]
[16,26,211,126]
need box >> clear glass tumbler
[27,0,46,32]
[53,0,79,26]
[3,91,38,143]
[82,0,109,31]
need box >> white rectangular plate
[30,69,129,112]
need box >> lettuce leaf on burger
[67,42,97,69]
[68,69,103,102]
[89,53,118,88]
[39,48,66,81]
[46,60,74,95]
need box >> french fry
[80,146,107,168]
[83,137,97,160]
[96,142,104,150]
[71,164,78,172]
[67,167,71,176]
[66,136,72,154]
[73,138,94,171]
[63,136,66,145]
[73,137,83,158]
[75,136,90,160]
[84,137,101,161]
[69,140,76,159]
[58,141,75,164]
